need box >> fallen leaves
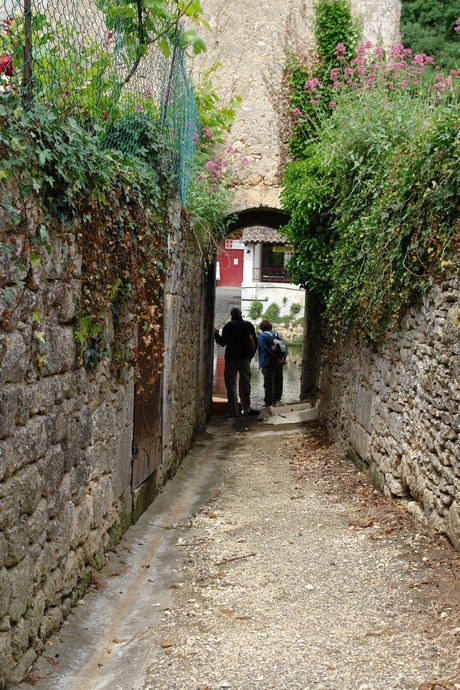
[418,682,456,690]
[348,515,375,529]
[23,671,42,686]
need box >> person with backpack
[257,319,288,408]
[214,307,259,417]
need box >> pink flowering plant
[282,5,460,345]
[185,64,244,254]
[185,134,248,255]
[0,10,116,116]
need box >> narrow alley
[19,416,460,690]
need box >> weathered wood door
[132,324,163,490]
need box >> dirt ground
[18,417,460,690]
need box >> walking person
[214,307,259,417]
[258,319,288,407]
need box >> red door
[216,236,244,287]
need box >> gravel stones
[144,424,460,690]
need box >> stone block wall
[0,213,136,686]
[0,200,212,687]
[161,217,214,485]
[318,274,460,549]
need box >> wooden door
[132,323,163,490]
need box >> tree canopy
[401,0,460,70]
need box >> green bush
[282,23,460,345]
[263,302,281,322]
[248,299,264,320]
[401,0,460,72]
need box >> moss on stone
[108,512,132,550]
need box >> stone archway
[227,207,290,232]
[220,206,323,405]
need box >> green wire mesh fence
[0,0,199,203]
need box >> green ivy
[286,0,360,158]
[314,0,360,64]
[0,101,166,370]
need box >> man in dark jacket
[214,307,258,417]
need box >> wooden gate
[132,324,163,490]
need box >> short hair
[259,319,272,331]
[230,307,242,319]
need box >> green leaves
[96,0,207,63]
[282,0,460,345]
[180,28,206,55]
[38,148,53,165]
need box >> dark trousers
[262,363,283,407]
[224,357,252,414]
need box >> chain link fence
[0,0,199,202]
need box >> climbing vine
[0,0,245,374]
[0,101,167,371]
[185,63,244,258]
[286,0,360,158]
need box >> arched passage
[216,208,290,289]
[226,207,290,233]
[212,205,320,411]
[213,205,322,407]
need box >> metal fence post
[22,0,33,107]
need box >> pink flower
[203,127,213,138]
[328,101,336,108]
[292,107,302,116]
[304,77,322,93]
[454,18,460,31]
[134,103,144,113]
[310,98,318,105]
[0,54,13,76]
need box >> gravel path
[144,420,460,690]
[20,418,460,690]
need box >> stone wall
[197,0,313,212]
[317,274,460,549]
[162,215,215,485]
[0,199,211,687]
[197,0,401,215]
